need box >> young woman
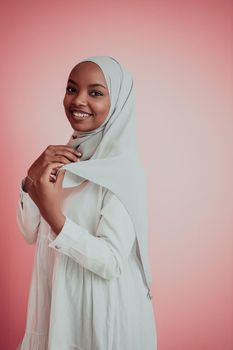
[16,56,157,350]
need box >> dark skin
[63,61,111,132]
[24,62,110,235]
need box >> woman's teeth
[71,111,92,119]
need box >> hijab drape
[58,56,153,298]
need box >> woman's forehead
[69,61,107,86]
[71,61,102,75]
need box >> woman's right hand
[23,145,82,193]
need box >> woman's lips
[70,110,93,120]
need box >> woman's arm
[16,145,81,244]
[48,190,136,280]
[16,177,41,245]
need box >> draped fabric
[59,56,153,296]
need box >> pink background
[1,0,233,349]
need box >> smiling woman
[63,61,111,130]
[16,55,157,350]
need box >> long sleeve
[16,177,41,245]
[48,190,136,280]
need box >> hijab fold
[58,56,153,297]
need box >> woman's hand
[22,144,82,234]
[23,145,82,193]
[26,162,67,234]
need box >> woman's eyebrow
[68,79,106,89]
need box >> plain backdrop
[0,0,232,349]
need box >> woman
[16,56,157,350]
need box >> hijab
[59,56,153,298]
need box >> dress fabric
[16,178,157,350]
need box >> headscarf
[58,56,153,298]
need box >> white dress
[16,178,157,350]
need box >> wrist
[43,209,66,235]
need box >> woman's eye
[66,87,103,96]
[66,86,76,94]
[90,90,103,96]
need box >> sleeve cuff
[48,228,57,242]
[48,216,89,252]
[19,178,40,213]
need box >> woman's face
[63,62,111,132]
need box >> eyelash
[66,86,103,96]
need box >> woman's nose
[71,91,87,105]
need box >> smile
[71,111,92,120]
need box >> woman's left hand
[27,162,66,233]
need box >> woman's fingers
[47,145,82,158]
[55,169,66,187]
[53,155,75,164]
[46,146,82,164]
[54,150,81,162]
[46,145,79,153]
[49,174,57,182]
[48,145,80,154]
[28,145,81,186]
[40,162,64,183]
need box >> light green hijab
[59,56,153,299]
